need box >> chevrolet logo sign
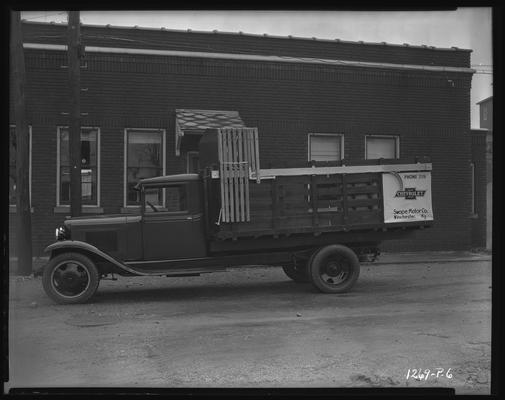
[395,187,426,200]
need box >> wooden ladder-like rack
[217,127,260,223]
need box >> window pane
[310,135,341,161]
[81,168,97,204]
[60,166,71,203]
[127,130,163,205]
[59,128,99,204]
[81,130,97,167]
[366,137,397,159]
[60,130,69,165]
[144,187,163,209]
[60,167,97,204]
[165,186,187,212]
[187,152,200,173]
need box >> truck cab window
[166,185,187,212]
[144,185,188,213]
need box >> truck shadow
[90,274,436,306]
[93,279,317,305]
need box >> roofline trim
[23,42,475,74]
[20,20,473,52]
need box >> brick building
[9,21,478,256]
[470,96,493,250]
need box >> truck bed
[206,164,432,241]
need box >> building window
[125,128,165,206]
[9,125,32,206]
[308,133,344,162]
[483,107,488,121]
[365,135,399,159]
[470,162,476,215]
[57,127,100,206]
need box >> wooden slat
[347,198,381,208]
[253,128,260,183]
[247,129,254,176]
[233,129,238,220]
[217,129,226,222]
[257,163,432,178]
[341,174,348,225]
[310,175,318,228]
[226,129,235,222]
[224,129,231,222]
[345,185,380,195]
[223,129,228,222]
[238,129,245,221]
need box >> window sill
[53,206,104,214]
[9,206,35,214]
[120,207,141,214]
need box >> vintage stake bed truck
[42,128,434,304]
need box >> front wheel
[42,252,100,304]
[309,245,360,293]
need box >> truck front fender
[44,240,149,276]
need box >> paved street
[7,259,491,393]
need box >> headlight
[55,226,68,241]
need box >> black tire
[282,264,309,283]
[309,245,360,293]
[42,252,100,304]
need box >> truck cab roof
[137,174,200,188]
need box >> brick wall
[9,23,474,256]
[470,130,488,248]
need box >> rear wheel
[42,252,100,304]
[309,245,360,293]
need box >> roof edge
[20,20,473,53]
[23,43,476,74]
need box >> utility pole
[11,10,33,275]
[68,11,82,217]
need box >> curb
[372,257,491,265]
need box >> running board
[122,251,293,276]
[126,266,228,277]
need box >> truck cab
[137,174,207,260]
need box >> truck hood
[63,213,140,228]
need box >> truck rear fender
[44,240,147,276]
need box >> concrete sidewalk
[8,250,492,276]
[373,250,492,265]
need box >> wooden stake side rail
[211,162,432,179]
[215,171,391,240]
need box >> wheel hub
[321,258,348,285]
[326,261,341,276]
[52,262,90,298]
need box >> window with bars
[57,127,99,205]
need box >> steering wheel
[146,201,158,212]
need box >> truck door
[141,182,207,261]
